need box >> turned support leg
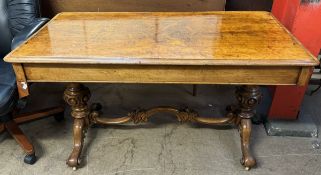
[236,85,261,170]
[63,83,91,169]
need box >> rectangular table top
[4,11,318,66]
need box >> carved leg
[239,118,255,170]
[236,85,261,170]
[63,83,91,170]
[68,118,86,169]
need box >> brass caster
[245,167,250,171]
[73,167,77,171]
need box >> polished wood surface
[5,12,318,66]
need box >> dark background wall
[39,0,226,18]
[40,0,274,18]
[226,0,273,11]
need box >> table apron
[18,63,310,86]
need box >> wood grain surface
[4,12,318,66]
[23,64,303,85]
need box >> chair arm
[11,18,49,50]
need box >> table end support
[62,84,262,170]
[236,85,262,170]
[63,83,91,169]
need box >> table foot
[67,118,86,168]
[240,119,256,169]
[64,83,91,169]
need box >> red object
[269,0,321,120]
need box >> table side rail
[20,63,308,86]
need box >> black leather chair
[0,0,64,165]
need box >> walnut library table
[4,12,319,170]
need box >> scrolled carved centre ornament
[128,107,199,124]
